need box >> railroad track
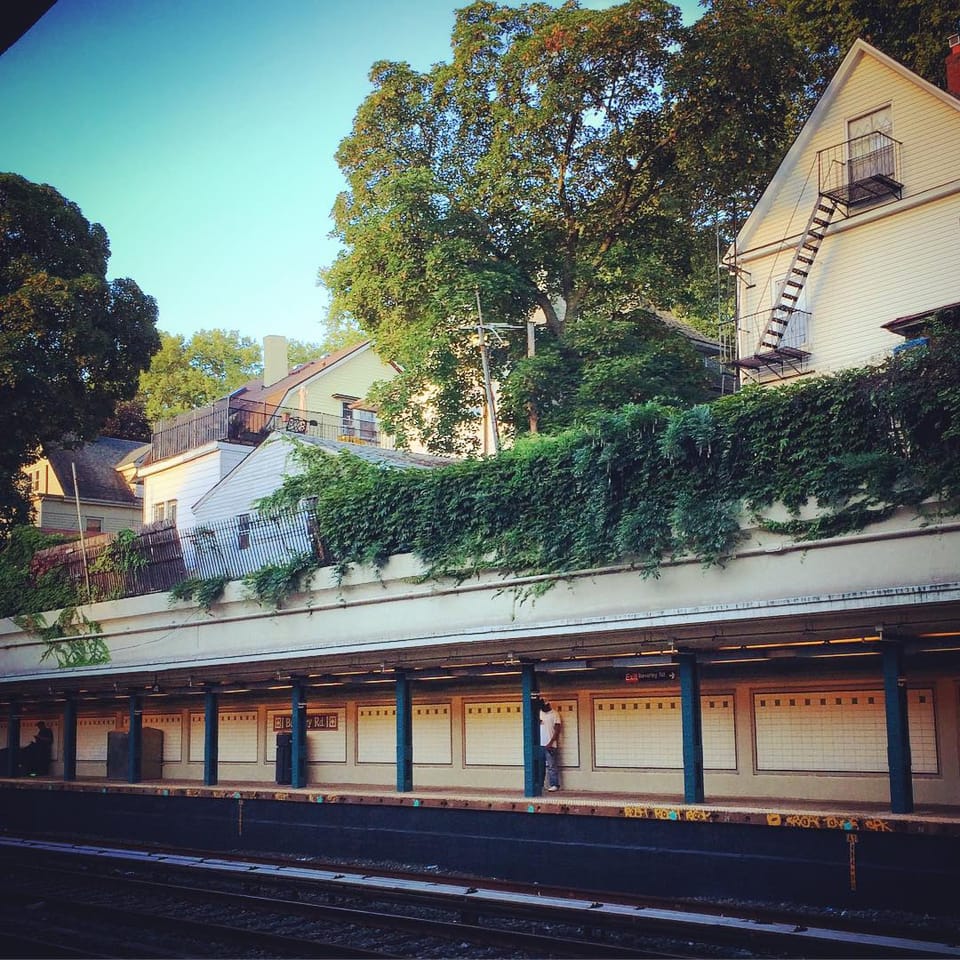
[1,835,957,959]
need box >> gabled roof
[43,437,149,504]
[192,432,457,514]
[732,39,960,258]
[231,340,387,408]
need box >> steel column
[127,693,142,784]
[62,695,77,781]
[396,670,413,792]
[522,663,541,797]
[678,653,705,804]
[4,700,19,777]
[882,641,914,814]
[291,679,307,789]
[203,686,219,786]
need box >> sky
[0,0,701,348]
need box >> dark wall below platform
[1,787,954,914]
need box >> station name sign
[625,670,678,683]
[272,714,339,731]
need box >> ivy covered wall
[259,313,959,585]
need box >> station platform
[3,775,960,913]
[3,775,959,837]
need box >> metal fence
[29,508,328,604]
[150,399,391,462]
[179,507,328,580]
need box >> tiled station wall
[3,680,955,803]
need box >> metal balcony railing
[150,399,389,462]
[818,132,902,207]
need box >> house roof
[653,309,720,354]
[231,340,380,408]
[191,432,458,514]
[43,437,150,504]
[730,39,960,260]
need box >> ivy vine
[14,607,109,667]
[169,575,229,611]
[256,312,959,586]
[242,552,321,609]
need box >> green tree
[500,308,710,434]
[777,0,959,96]
[325,0,712,450]
[100,397,152,442]
[0,173,159,528]
[139,329,262,422]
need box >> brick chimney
[947,34,960,97]
[263,335,289,388]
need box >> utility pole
[475,288,501,455]
[526,318,538,435]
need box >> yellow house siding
[735,46,960,379]
[742,53,960,257]
[288,348,395,421]
[741,190,960,375]
[37,499,141,534]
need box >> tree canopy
[323,0,807,450]
[0,173,160,528]
[138,330,342,423]
[323,0,958,452]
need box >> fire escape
[728,131,903,380]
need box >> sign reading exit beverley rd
[625,670,678,683]
[272,714,339,731]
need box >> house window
[152,502,165,523]
[340,400,356,436]
[30,469,41,493]
[847,106,894,184]
[166,500,177,524]
[238,514,251,550]
[85,517,103,534]
[355,408,378,441]
[340,401,377,441]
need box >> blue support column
[127,693,142,784]
[882,641,914,814]
[203,686,219,786]
[4,701,20,777]
[396,670,413,792]
[291,679,307,789]
[678,653,705,804]
[522,663,541,798]
[62,695,77,782]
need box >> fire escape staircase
[735,196,838,375]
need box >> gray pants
[542,745,560,789]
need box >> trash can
[275,732,292,784]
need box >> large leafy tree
[324,0,812,451]
[139,329,262,422]
[325,0,699,451]
[0,173,160,528]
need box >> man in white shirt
[539,699,562,792]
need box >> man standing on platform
[539,699,562,792]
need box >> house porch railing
[150,399,391,462]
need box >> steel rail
[2,836,958,958]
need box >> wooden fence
[31,522,188,603]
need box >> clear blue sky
[0,0,701,347]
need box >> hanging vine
[256,312,959,586]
